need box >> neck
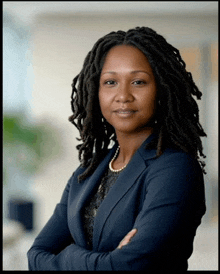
[113,129,154,167]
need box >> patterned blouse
[82,168,121,249]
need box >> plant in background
[3,111,62,185]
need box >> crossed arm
[27,154,205,271]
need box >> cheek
[98,92,108,116]
[99,89,112,106]
[146,95,157,110]
[140,94,157,118]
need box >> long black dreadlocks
[69,26,207,182]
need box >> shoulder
[65,165,87,189]
[141,147,203,190]
[139,149,204,206]
[138,134,199,170]
[68,146,116,185]
[156,148,198,167]
[141,146,201,172]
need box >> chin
[115,125,154,136]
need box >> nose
[115,83,134,103]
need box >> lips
[113,108,137,117]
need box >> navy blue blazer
[27,134,206,271]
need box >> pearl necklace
[109,146,127,173]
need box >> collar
[137,133,158,161]
[111,133,158,161]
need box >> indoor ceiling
[3,1,218,25]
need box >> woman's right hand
[117,228,137,249]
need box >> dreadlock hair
[68,26,207,182]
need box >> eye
[132,80,146,85]
[104,80,117,86]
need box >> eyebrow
[101,70,151,76]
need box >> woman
[27,26,207,271]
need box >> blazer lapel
[69,146,117,247]
[92,135,157,250]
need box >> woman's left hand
[117,228,137,249]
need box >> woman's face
[99,45,157,137]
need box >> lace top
[82,168,121,249]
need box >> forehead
[101,45,153,73]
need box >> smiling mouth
[114,109,137,117]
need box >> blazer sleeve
[27,153,206,271]
[27,174,75,269]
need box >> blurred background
[3,1,218,270]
